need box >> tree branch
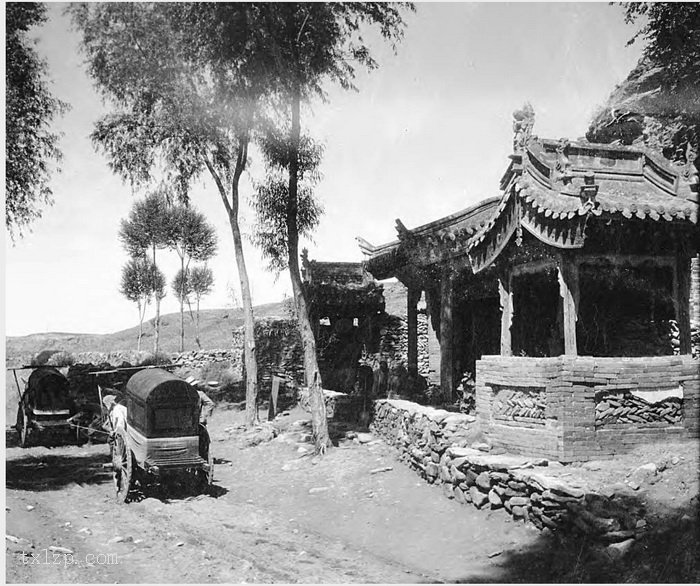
[203,152,233,217]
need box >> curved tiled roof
[359,196,501,278]
[361,136,698,279]
[469,138,698,258]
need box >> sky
[4,2,644,337]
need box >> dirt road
[5,406,551,584]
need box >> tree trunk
[179,254,185,353]
[137,299,143,351]
[204,142,259,427]
[196,297,201,349]
[152,243,160,356]
[227,207,259,426]
[287,84,330,453]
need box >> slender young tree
[189,265,215,349]
[120,257,155,351]
[118,189,173,355]
[168,203,218,352]
[71,3,270,426]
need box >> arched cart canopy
[26,367,73,411]
[125,368,198,404]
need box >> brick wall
[476,355,699,462]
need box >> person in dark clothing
[372,359,389,398]
[388,360,408,399]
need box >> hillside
[6,281,409,366]
[5,301,291,366]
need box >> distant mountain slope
[6,301,290,364]
[6,283,409,366]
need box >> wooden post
[558,255,579,356]
[675,255,692,355]
[498,269,513,356]
[268,376,282,421]
[407,287,419,374]
[439,268,455,403]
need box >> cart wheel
[111,430,133,503]
[17,410,31,448]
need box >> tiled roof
[360,197,500,264]
[361,136,698,278]
[520,179,698,223]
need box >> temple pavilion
[358,111,699,460]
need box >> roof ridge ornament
[395,218,411,240]
[579,173,599,206]
[554,138,573,185]
[512,102,535,154]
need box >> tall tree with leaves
[71,3,272,426]
[118,189,173,355]
[168,203,218,352]
[6,2,68,239]
[588,3,700,171]
[255,3,414,451]
[120,256,156,351]
[251,157,324,274]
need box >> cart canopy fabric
[125,368,197,403]
[25,367,73,410]
[125,368,199,438]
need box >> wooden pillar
[424,287,441,385]
[439,268,455,402]
[558,255,579,356]
[675,254,692,355]
[498,269,513,356]
[407,287,420,374]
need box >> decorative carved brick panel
[492,385,546,424]
[595,388,683,427]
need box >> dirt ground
[5,403,700,584]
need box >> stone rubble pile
[371,399,647,546]
[298,388,362,422]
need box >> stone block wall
[476,355,700,461]
[360,311,431,378]
[172,349,240,374]
[371,399,647,544]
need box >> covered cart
[103,368,213,503]
[14,367,78,447]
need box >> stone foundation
[371,399,647,544]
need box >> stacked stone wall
[172,349,240,375]
[360,311,430,378]
[476,355,700,461]
[371,399,647,544]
